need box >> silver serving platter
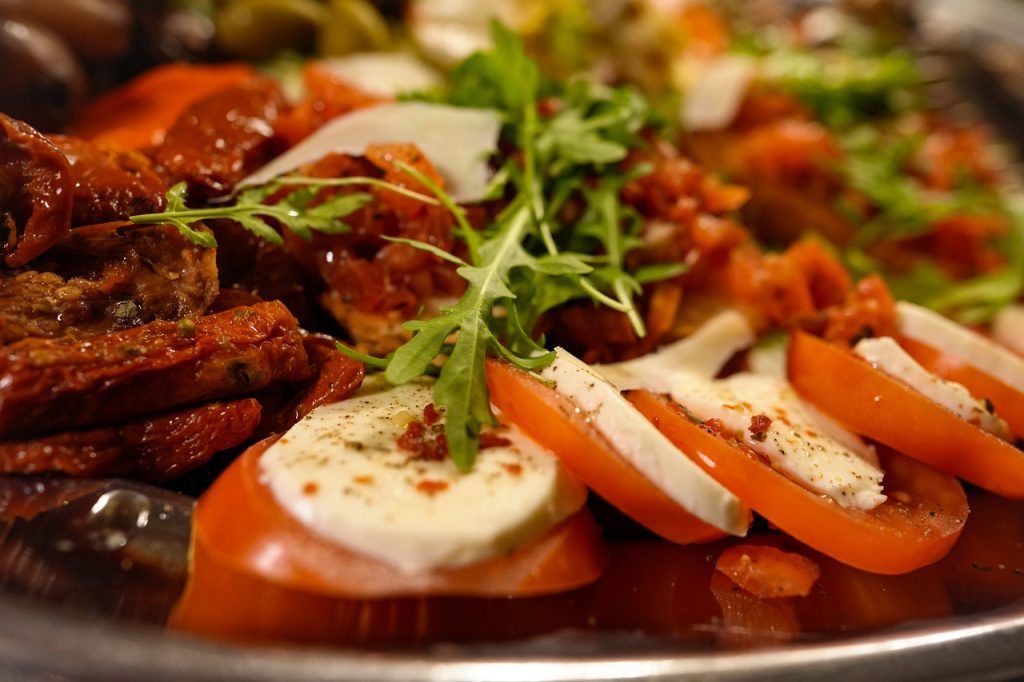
[5,1,1024,680]
[2,590,1024,682]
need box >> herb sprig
[381,22,680,469]
[131,176,440,246]
[134,24,683,471]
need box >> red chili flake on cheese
[302,482,319,496]
[397,406,511,462]
[749,414,772,441]
[397,419,448,461]
[503,463,523,476]
[479,431,512,450]
[353,475,374,485]
[416,479,449,496]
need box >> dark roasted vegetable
[0,301,310,438]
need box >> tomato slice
[788,330,1024,498]
[628,390,967,574]
[485,359,746,544]
[171,537,593,646]
[192,437,607,599]
[900,335,1024,440]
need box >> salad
[1,0,1024,650]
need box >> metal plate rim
[2,592,1024,682]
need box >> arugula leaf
[378,22,686,469]
[845,202,1024,325]
[130,176,439,246]
[761,47,922,129]
[385,206,540,469]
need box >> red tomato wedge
[628,390,967,574]
[485,359,747,544]
[192,436,607,599]
[73,63,257,149]
[788,330,1024,498]
[899,335,1024,440]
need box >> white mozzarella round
[668,372,886,510]
[258,378,586,573]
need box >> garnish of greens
[131,22,685,471]
[836,125,1024,325]
[737,28,1024,325]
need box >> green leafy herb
[132,177,440,246]
[837,123,1020,324]
[380,21,681,470]
[137,23,684,472]
[761,47,922,129]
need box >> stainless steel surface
[4,2,1024,681]
[2,592,1024,682]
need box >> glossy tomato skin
[628,390,967,575]
[788,331,1024,498]
[485,359,747,545]
[170,538,594,646]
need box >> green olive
[215,0,327,60]
[315,0,390,56]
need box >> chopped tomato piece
[628,390,967,574]
[485,359,746,544]
[788,330,1024,498]
[191,436,607,599]
[710,571,801,646]
[72,63,257,150]
[715,545,820,598]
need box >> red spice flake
[353,475,374,485]
[479,431,512,450]
[503,463,523,476]
[396,418,448,461]
[749,414,772,442]
[416,479,449,496]
[704,418,732,439]
[715,545,820,598]
[302,482,319,496]
[397,405,512,462]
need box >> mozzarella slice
[747,335,789,379]
[598,309,756,392]
[898,301,1024,397]
[681,55,756,131]
[319,53,443,97]
[258,378,586,573]
[854,336,1010,439]
[238,102,501,203]
[598,311,884,511]
[668,372,886,510]
[992,304,1024,356]
[541,348,749,536]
